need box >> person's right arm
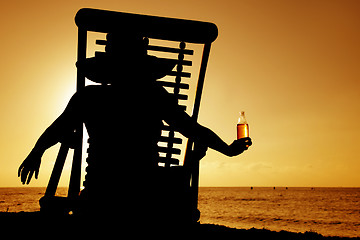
[158,87,252,157]
[18,91,82,184]
[166,109,251,157]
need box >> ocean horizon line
[1,186,359,188]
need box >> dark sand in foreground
[0,212,358,239]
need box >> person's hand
[18,150,42,185]
[226,137,252,157]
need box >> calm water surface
[1,187,359,237]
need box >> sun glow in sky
[1,0,360,187]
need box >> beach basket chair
[40,8,218,222]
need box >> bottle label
[237,123,249,139]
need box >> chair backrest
[44,8,217,199]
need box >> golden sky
[1,0,359,187]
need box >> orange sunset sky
[1,0,359,187]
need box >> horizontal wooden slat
[178,105,187,111]
[169,93,188,100]
[95,51,106,57]
[76,8,218,44]
[97,41,194,56]
[176,94,188,100]
[157,146,181,155]
[168,71,191,78]
[157,157,179,165]
[147,45,193,55]
[157,58,192,66]
[158,136,183,144]
[96,39,107,45]
[94,52,192,66]
[157,81,189,89]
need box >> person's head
[105,31,147,58]
[76,31,175,85]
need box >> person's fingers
[26,171,34,185]
[21,169,29,184]
[243,137,252,147]
[18,164,24,177]
[236,138,251,146]
[235,138,252,150]
[35,168,39,179]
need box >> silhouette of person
[18,31,252,216]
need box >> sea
[0,187,359,238]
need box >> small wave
[221,196,267,202]
[240,198,267,201]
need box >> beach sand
[0,212,358,239]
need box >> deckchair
[40,8,218,221]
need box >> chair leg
[39,196,76,216]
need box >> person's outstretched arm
[158,86,252,157]
[18,92,81,184]
[166,109,251,157]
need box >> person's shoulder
[83,84,106,92]
[78,85,109,96]
[69,85,109,104]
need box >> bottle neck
[238,112,247,124]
